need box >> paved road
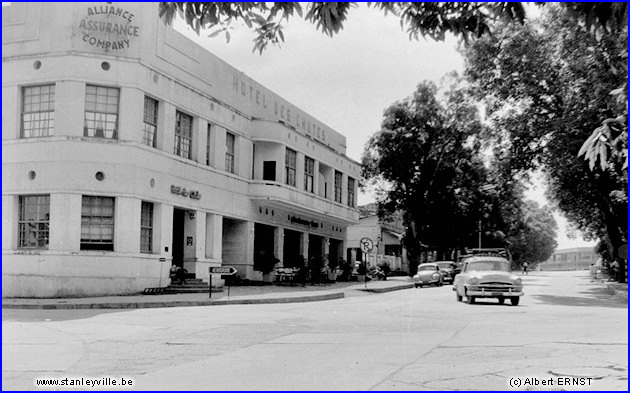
[2,271,627,390]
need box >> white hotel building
[2,2,360,297]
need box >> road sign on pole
[209,266,237,275]
[209,266,238,298]
[360,237,374,253]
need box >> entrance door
[172,208,185,268]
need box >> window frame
[84,85,120,139]
[347,177,356,207]
[174,110,193,159]
[206,123,212,166]
[304,156,315,193]
[334,171,343,203]
[21,84,56,138]
[140,201,154,254]
[285,148,297,187]
[18,194,50,249]
[225,132,236,173]
[142,96,159,147]
[80,196,115,251]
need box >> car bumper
[414,278,440,284]
[466,288,524,297]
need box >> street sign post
[359,237,374,289]
[209,266,237,298]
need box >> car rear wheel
[498,297,505,305]
[414,283,420,288]
[510,296,520,306]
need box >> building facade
[2,2,360,297]
[541,247,598,271]
[346,205,408,272]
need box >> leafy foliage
[159,2,525,54]
[463,4,627,273]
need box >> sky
[173,4,596,251]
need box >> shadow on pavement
[531,286,627,309]
[2,309,133,322]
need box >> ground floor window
[140,201,154,253]
[18,195,50,249]
[81,196,114,250]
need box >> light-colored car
[413,263,443,288]
[453,256,523,306]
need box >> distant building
[346,204,408,272]
[540,247,598,271]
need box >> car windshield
[418,265,437,271]
[436,262,454,269]
[466,260,510,272]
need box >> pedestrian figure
[522,261,529,275]
[609,260,619,281]
[589,263,596,282]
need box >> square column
[118,87,144,143]
[49,193,82,252]
[274,226,284,266]
[159,102,175,155]
[2,86,18,140]
[114,197,141,253]
[155,203,173,258]
[300,232,309,259]
[205,213,223,260]
[2,195,18,249]
[56,81,86,138]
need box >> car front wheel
[466,291,475,304]
[498,297,505,305]
[510,296,520,306]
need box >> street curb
[357,283,415,293]
[1,292,345,310]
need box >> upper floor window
[304,156,314,193]
[18,195,50,249]
[347,177,356,207]
[334,171,343,203]
[174,111,193,159]
[140,201,153,253]
[225,132,235,173]
[285,148,297,187]
[81,196,114,251]
[143,96,158,147]
[206,123,212,166]
[84,85,119,139]
[21,84,55,138]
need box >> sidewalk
[1,277,415,310]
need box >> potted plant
[338,259,352,282]
[326,256,338,282]
[260,251,279,283]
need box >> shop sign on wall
[171,185,201,200]
[79,5,140,51]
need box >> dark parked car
[435,261,458,284]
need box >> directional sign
[209,266,237,275]
[360,237,374,253]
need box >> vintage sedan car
[413,263,443,287]
[453,256,523,305]
[435,261,458,283]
